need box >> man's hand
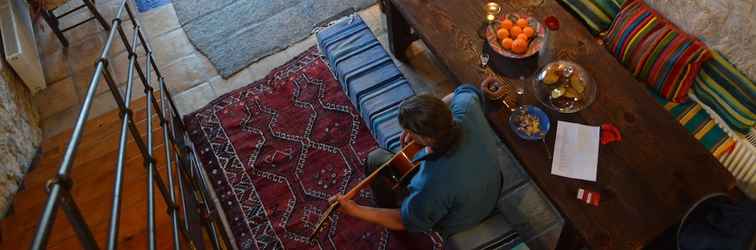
[400,131,411,147]
[328,194,359,217]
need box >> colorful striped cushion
[655,96,736,158]
[604,0,710,103]
[558,0,626,35]
[693,50,756,134]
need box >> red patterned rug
[184,47,442,250]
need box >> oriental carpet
[184,47,441,249]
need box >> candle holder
[484,2,501,24]
[479,2,502,39]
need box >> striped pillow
[655,96,736,158]
[558,0,626,35]
[604,0,710,103]
[693,50,756,134]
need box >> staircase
[0,1,234,249]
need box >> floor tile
[71,65,114,101]
[96,0,130,23]
[61,13,107,45]
[173,82,217,116]
[359,5,386,35]
[41,50,70,85]
[65,35,104,72]
[140,4,180,38]
[161,54,217,93]
[102,23,136,57]
[109,50,156,86]
[405,43,451,85]
[209,68,255,97]
[32,77,80,119]
[34,26,63,57]
[151,29,195,68]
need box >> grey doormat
[172,0,376,78]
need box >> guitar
[308,141,424,242]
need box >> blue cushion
[371,109,403,152]
[317,15,414,151]
[359,79,413,122]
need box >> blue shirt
[400,84,503,238]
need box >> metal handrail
[29,0,234,249]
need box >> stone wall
[645,0,755,80]
[0,56,42,219]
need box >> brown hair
[398,95,461,155]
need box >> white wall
[645,0,755,80]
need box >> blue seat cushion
[359,79,414,123]
[316,15,414,151]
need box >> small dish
[508,105,550,140]
[481,78,507,100]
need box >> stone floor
[33,0,454,139]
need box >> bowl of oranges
[486,14,547,58]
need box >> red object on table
[545,16,559,30]
[600,123,622,144]
[578,188,600,206]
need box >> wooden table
[381,0,738,248]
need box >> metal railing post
[190,142,239,250]
[189,155,222,250]
[145,50,157,250]
[159,77,182,250]
[59,187,99,250]
[30,1,128,248]
[29,1,236,249]
[105,22,140,250]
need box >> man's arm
[330,194,406,230]
[348,204,406,230]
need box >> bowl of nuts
[508,105,550,140]
[533,60,597,113]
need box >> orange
[501,19,514,30]
[516,18,528,28]
[500,38,513,50]
[497,28,510,40]
[523,26,535,38]
[510,26,523,38]
[512,38,528,54]
[516,33,528,41]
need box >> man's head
[398,95,460,154]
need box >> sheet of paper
[551,121,600,182]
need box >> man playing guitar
[329,77,504,240]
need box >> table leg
[381,0,414,62]
[83,0,112,31]
[41,10,68,47]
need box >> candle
[485,2,501,14]
[484,2,501,23]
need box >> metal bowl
[533,60,597,113]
